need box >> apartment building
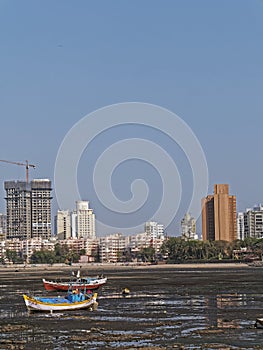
[202,184,237,242]
[55,210,71,240]
[0,238,55,263]
[4,181,32,240]
[0,213,6,239]
[99,233,128,263]
[22,239,55,262]
[31,180,52,239]
[0,240,6,261]
[73,201,96,239]
[181,213,198,240]
[128,232,150,252]
[145,221,164,239]
[4,179,52,240]
[127,231,165,254]
[58,238,99,262]
[0,239,22,263]
[243,205,263,239]
[237,212,245,240]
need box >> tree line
[1,243,85,265]
[160,237,263,263]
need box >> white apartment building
[243,205,263,239]
[99,233,128,263]
[71,212,78,238]
[128,232,150,252]
[85,238,99,259]
[0,239,25,262]
[145,221,164,239]
[127,231,165,254]
[237,212,245,240]
[0,240,6,261]
[55,210,71,240]
[21,239,55,262]
[181,213,198,240]
[73,201,96,239]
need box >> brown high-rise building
[202,184,237,242]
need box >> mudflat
[0,263,263,349]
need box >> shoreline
[0,261,251,273]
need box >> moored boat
[255,318,263,328]
[23,291,98,312]
[43,275,107,292]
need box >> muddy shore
[0,263,263,350]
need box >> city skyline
[1,176,263,239]
[1,176,263,240]
[1,1,263,235]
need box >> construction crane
[0,159,36,183]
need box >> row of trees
[1,237,263,265]
[160,237,263,263]
[1,244,86,265]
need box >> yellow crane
[0,159,36,183]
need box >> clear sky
[0,0,263,236]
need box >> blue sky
[0,0,263,236]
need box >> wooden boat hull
[23,293,97,312]
[42,277,107,291]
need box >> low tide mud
[0,264,263,349]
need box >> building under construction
[4,179,52,240]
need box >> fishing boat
[255,318,263,329]
[23,291,98,313]
[42,275,107,292]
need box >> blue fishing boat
[23,291,98,312]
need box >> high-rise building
[31,180,52,239]
[71,211,78,239]
[0,213,7,238]
[55,210,71,240]
[4,179,52,240]
[181,213,198,240]
[243,205,263,239]
[74,201,96,239]
[4,181,31,240]
[237,212,245,240]
[202,184,237,242]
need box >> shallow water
[0,266,263,349]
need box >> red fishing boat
[43,275,107,292]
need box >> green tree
[138,247,156,262]
[5,249,23,264]
[54,243,70,263]
[30,249,56,264]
